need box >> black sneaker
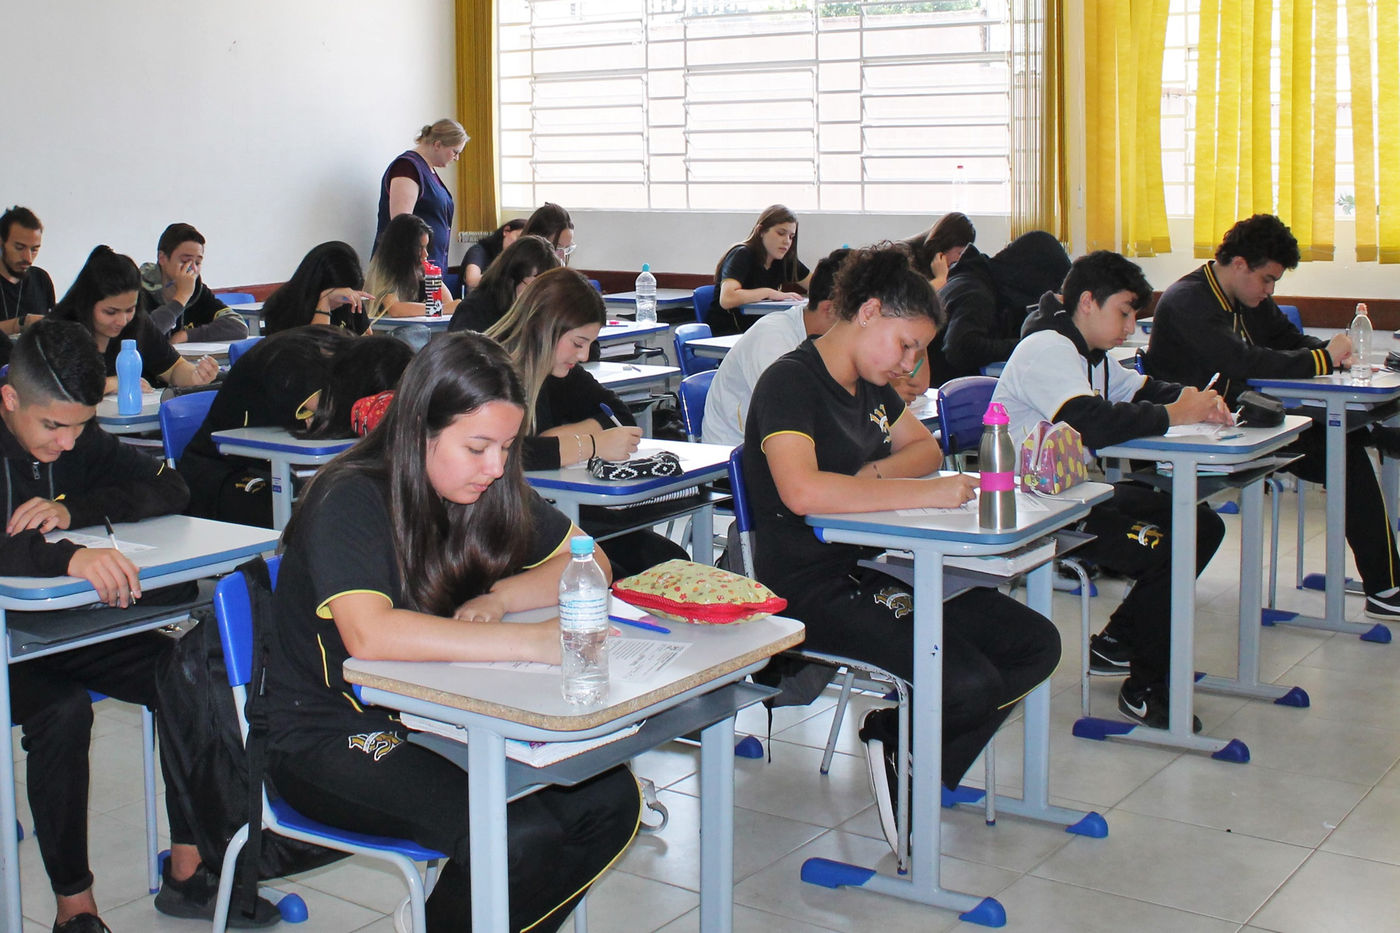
[1117,682,1202,733]
[858,708,902,854]
[1365,592,1400,621]
[154,859,281,928]
[1088,633,1132,675]
[53,915,112,933]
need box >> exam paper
[47,531,156,554]
[897,490,1050,517]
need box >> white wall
[5,0,457,292]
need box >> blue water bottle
[116,339,143,415]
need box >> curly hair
[830,242,942,327]
[1215,214,1301,271]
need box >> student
[448,235,559,333]
[925,230,1071,386]
[523,202,576,265]
[373,118,467,277]
[901,211,976,291]
[701,247,846,447]
[51,246,219,394]
[137,222,249,343]
[1145,214,1400,620]
[992,251,1232,727]
[365,214,461,319]
[177,328,412,528]
[264,332,640,932]
[742,244,1060,854]
[0,320,277,932]
[706,204,811,337]
[486,267,691,577]
[261,241,374,335]
[0,205,55,335]
[459,218,526,290]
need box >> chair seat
[267,798,445,861]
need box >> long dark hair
[367,214,431,317]
[297,336,414,439]
[52,245,142,333]
[471,235,560,330]
[478,218,527,256]
[263,241,365,334]
[716,204,802,284]
[285,332,533,615]
[903,212,976,277]
[523,202,573,245]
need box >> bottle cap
[641,263,650,272]
[983,402,1009,425]
[569,535,596,556]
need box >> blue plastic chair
[935,375,999,464]
[678,370,715,442]
[217,292,256,306]
[159,391,218,466]
[1278,304,1302,330]
[210,557,444,933]
[692,285,716,324]
[227,336,263,367]
[674,322,718,377]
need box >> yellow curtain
[1009,0,1069,241]
[1349,0,1400,263]
[455,0,497,233]
[1380,0,1400,262]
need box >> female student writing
[707,204,812,336]
[365,214,461,319]
[459,218,525,290]
[448,234,559,333]
[741,244,1060,854]
[262,241,374,335]
[51,246,218,394]
[177,326,412,527]
[264,333,640,932]
[486,267,690,577]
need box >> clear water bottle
[634,263,657,324]
[1349,301,1372,386]
[559,535,610,705]
[116,339,143,416]
[978,402,1016,530]
[423,262,443,317]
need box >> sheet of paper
[47,531,156,554]
[610,636,690,680]
[896,490,1050,517]
[453,658,559,673]
[1164,423,1223,437]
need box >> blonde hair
[416,118,469,147]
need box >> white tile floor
[15,481,1400,932]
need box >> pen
[103,515,119,551]
[1204,372,1220,391]
[599,403,625,428]
[609,613,671,634]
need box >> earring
[860,319,868,328]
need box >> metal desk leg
[699,714,735,933]
[690,500,716,566]
[467,726,511,932]
[269,458,294,531]
[0,609,22,931]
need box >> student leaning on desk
[262,332,640,933]
[0,320,278,932]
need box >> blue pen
[609,613,671,634]
[599,403,625,428]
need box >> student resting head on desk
[137,222,249,344]
[261,241,374,335]
[901,210,976,292]
[0,320,280,931]
[486,267,690,578]
[177,326,413,528]
[706,203,812,337]
[741,242,1061,856]
[458,217,526,291]
[448,233,560,334]
[266,331,641,932]
[51,246,220,395]
[366,213,461,320]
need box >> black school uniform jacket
[1143,262,1333,405]
[0,416,189,576]
[138,269,249,343]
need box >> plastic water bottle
[634,263,657,324]
[423,262,443,316]
[559,535,610,705]
[1349,301,1372,386]
[116,339,143,416]
[978,402,1016,530]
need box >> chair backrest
[1278,304,1302,330]
[1134,347,1146,375]
[692,284,716,324]
[227,336,263,367]
[725,445,756,576]
[674,322,717,377]
[935,375,998,458]
[213,556,282,692]
[159,390,218,465]
[678,370,716,442]
[217,292,257,306]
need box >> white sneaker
[858,709,901,854]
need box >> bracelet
[873,462,883,479]
[589,434,597,458]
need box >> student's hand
[767,289,804,302]
[169,330,189,345]
[1327,333,1355,368]
[924,474,979,508]
[454,591,508,623]
[191,355,220,384]
[6,497,71,534]
[104,375,153,395]
[67,547,142,608]
[317,288,373,314]
[1166,386,1229,425]
[168,261,198,306]
[594,426,643,461]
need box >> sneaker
[154,859,281,928]
[858,708,902,854]
[1365,591,1400,621]
[1117,682,1202,733]
[1088,633,1132,675]
[53,915,112,933]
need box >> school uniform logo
[873,585,913,619]
[869,404,892,442]
[348,731,402,760]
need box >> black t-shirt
[101,314,182,384]
[741,339,907,595]
[707,245,809,336]
[459,241,500,284]
[521,366,635,470]
[447,288,507,333]
[0,267,55,322]
[264,472,573,749]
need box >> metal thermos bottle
[978,402,1017,529]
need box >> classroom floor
[15,480,1400,932]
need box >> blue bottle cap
[570,535,595,556]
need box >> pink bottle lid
[983,402,1009,425]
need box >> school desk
[598,319,670,351]
[603,288,695,313]
[97,393,163,436]
[739,299,802,317]
[174,340,234,362]
[368,313,453,332]
[209,427,356,530]
[687,333,742,361]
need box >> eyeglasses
[555,243,578,258]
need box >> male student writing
[1,320,276,932]
[992,251,1232,729]
[1145,214,1400,620]
[138,222,249,343]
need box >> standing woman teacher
[374,119,468,282]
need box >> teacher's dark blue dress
[374,149,454,272]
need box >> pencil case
[587,451,682,480]
[612,559,787,625]
[1019,420,1089,495]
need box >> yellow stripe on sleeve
[524,529,572,570]
[759,430,815,454]
[315,589,393,620]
